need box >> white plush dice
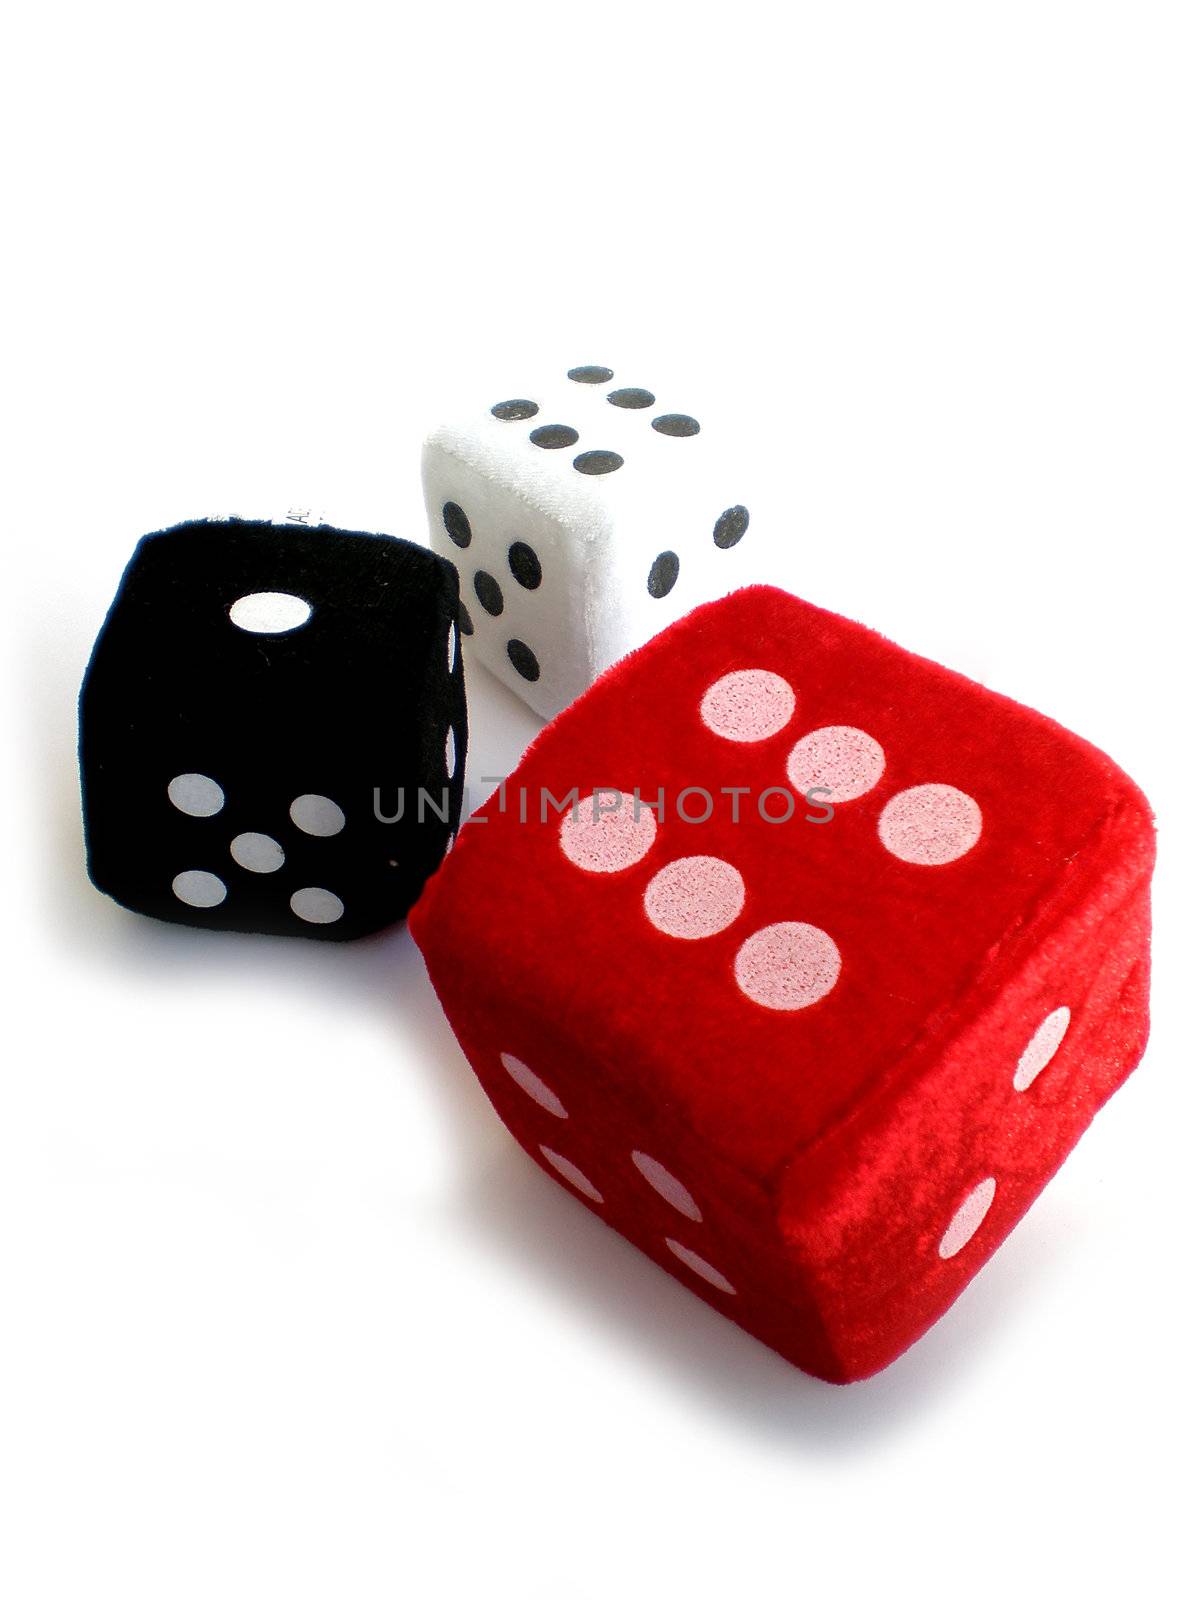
[422,362,756,719]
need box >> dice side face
[423,430,605,719]
[80,520,466,939]
[409,915,846,1381]
[778,825,1154,1379]
[411,584,1154,1378]
[423,365,755,719]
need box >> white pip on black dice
[422,363,756,720]
[80,518,467,940]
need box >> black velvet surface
[80,519,466,939]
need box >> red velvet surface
[410,587,1154,1381]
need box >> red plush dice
[410,586,1154,1382]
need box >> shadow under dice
[422,360,756,720]
[410,585,1154,1381]
[80,518,466,939]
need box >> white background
[2,4,1197,1596]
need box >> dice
[409,586,1155,1381]
[80,518,466,939]
[422,362,755,719]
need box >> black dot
[507,639,541,681]
[567,365,614,384]
[474,570,504,616]
[652,413,701,437]
[530,424,579,450]
[457,600,474,636]
[713,505,750,549]
[443,501,472,547]
[648,551,680,598]
[608,387,655,409]
[508,542,542,590]
[492,398,539,421]
[573,450,624,476]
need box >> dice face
[422,363,754,719]
[410,586,1154,1380]
[81,520,466,940]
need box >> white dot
[539,1146,604,1204]
[228,591,312,634]
[500,1052,567,1118]
[643,856,745,940]
[878,784,982,865]
[664,1238,736,1294]
[446,726,457,780]
[289,886,344,924]
[938,1177,997,1260]
[734,921,841,1011]
[229,831,285,874]
[631,1152,703,1221]
[447,623,458,673]
[171,869,227,909]
[787,726,885,804]
[289,794,346,837]
[167,773,224,817]
[699,669,795,742]
[559,792,658,874]
[1014,1007,1071,1092]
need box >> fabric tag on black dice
[80,518,466,939]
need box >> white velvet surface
[423,366,761,718]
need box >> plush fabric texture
[410,585,1155,1381]
[81,518,466,940]
[423,362,757,719]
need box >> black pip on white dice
[423,362,757,720]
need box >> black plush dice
[80,519,466,939]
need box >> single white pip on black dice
[422,363,758,720]
[79,518,467,939]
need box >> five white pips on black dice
[423,363,754,721]
[80,519,467,939]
